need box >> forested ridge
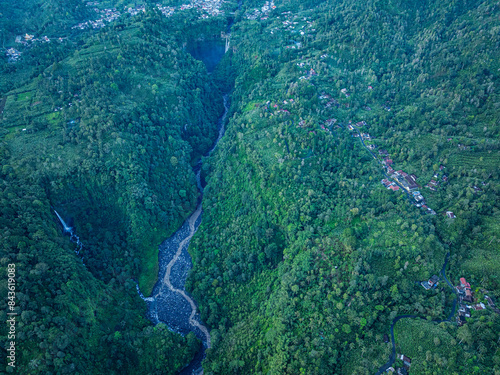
[0,0,499,374]
[0,5,226,374]
[187,0,500,374]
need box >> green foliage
[185,0,500,373]
[0,9,222,374]
[1,0,499,374]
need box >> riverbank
[137,94,230,373]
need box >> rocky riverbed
[137,95,229,373]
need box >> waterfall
[54,210,71,232]
[54,210,84,256]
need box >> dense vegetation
[1,0,499,374]
[0,6,226,374]
[187,0,500,374]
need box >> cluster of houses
[72,6,122,30]
[381,178,400,192]
[156,4,176,17]
[15,33,53,45]
[298,68,318,80]
[257,99,297,118]
[376,150,439,214]
[387,354,412,374]
[245,0,276,20]
[127,5,147,16]
[72,0,225,30]
[269,12,315,37]
[6,48,22,63]
[392,170,418,192]
[485,295,500,314]
[320,118,337,132]
[8,33,65,62]
[347,120,367,131]
[319,93,340,109]
[188,0,225,17]
[455,277,490,326]
[424,165,447,191]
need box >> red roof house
[460,278,471,288]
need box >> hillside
[0,0,499,374]
[0,8,225,374]
[187,0,500,374]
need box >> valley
[0,1,499,374]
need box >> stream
[137,95,229,375]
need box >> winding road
[375,253,457,374]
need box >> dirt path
[154,203,211,348]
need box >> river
[137,95,229,374]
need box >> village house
[421,275,439,290]
[457,314,466,326]
[459,305,471,318]
[456,277,474,303]
[361,133,371,140]
[400,354,411,367]
[341,88,350,97]
[412,191,424,202]
[414,194,424,202]
[325,118,337,126]
[474,303,486,311]
[6,48,22,62]
[485,296,494,306]
[405,174,418,190]
[381,179,391,188]
[446,211,456,219]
